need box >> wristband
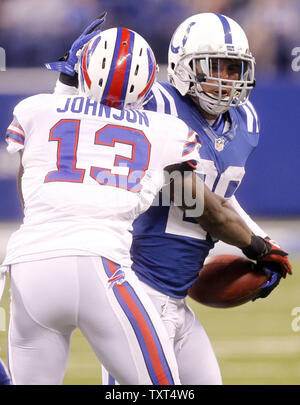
[241,234,268,260]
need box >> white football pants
[102,281,222,385]
[8,256,180,385]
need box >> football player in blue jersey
[133,13,260,302]
[102,13,293,385]
[45,13,292,385]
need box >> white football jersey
[3,94,200,267]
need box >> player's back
[3,93,198,267]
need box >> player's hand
[252,263,282,301]
[256,238,292,279]
[44,12,107,76]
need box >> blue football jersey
[131,82,260,298]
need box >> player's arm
[200,187,253,246]
[228,196,268,238]
[201,187,292,276]
[5,114,25,211]
[222,195,291,299]
[17,151,24,212]
[166,163,252,246]
[166,164,292,278]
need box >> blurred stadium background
[0,0,300,385]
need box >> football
[188,254,269,308]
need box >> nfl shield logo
[215,137,225,152]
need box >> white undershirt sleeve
[228,195,268,238]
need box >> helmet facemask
[173,52,255,115]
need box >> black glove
[242,235,292,278]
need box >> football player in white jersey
[0,16,279,386]
[2,22,197,386]
[98,13,293,385]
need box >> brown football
[188,254,269,308]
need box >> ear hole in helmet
[130,85,135,93]
[135,65,139,75]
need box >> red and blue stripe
[80,35,102,91]
[102,28,135,109]
[6,116,25,145]
[182,129,198,157]
[137,48,156,103]
[102,257,175,385]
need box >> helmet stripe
[119,30,135,106]
[138,48,156,100]
[146,48,154,82]
[101,29,123,104]
[215,13,234,50]
[102,28,134,108]
[82,43,92,89]
[90,35,102,56]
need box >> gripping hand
[45,12,107,76]
[256,238,292,278]
[242,235,292,279]
[252,263,282,301]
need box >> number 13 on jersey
[44,119,151,192]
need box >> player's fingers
[84,31,102,44]
[259,257,292,278]
[277,260,292,278]
[83,12,107,35]
[284,259,293,275]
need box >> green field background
[1,259,299,385]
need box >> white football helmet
[168,13,255,115]
[77,27,158,109]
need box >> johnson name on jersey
[3,93,200,267]
[131,81,260,298]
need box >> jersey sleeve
[5,114,25,154]
[181,128,201,169]
[5,95,44,154]
[228,196,268,238]
[161,117,201,169]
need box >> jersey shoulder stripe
[154,83,179,116]
[246,100,260,132]
[240,101,260,133]
[144,82,179,116]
